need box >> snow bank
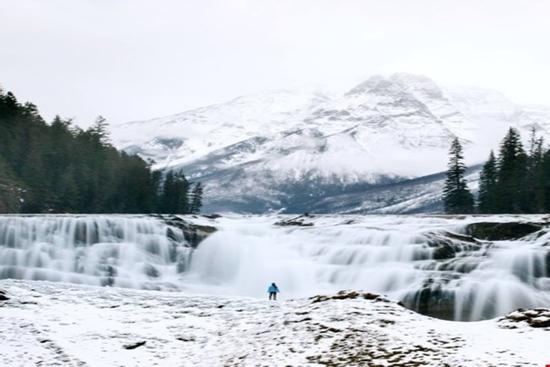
[0,279,548,366]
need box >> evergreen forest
[444,127,550,214]
[0,88,202,214]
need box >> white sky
[1,0,549,126]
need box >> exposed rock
[274,213,315,227]
[123,341,146,350]
[154,215,217,247]
[144,264,159,278]
[401,287,457,321]
[424,231,482,260]
[202,213,222,219]
[310,290,386,304]
[0,290,9,301]
[500,308,550,329]
[529,316,550,328]
[465,222,543,241]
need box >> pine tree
[189,182,203,214]
[160,171,176,213]
[174,173,190,214]
[477,151,497,213]
[89,115,110,145]
[443,138,474,214]
[495,128,527,213]
[523,128,545,212]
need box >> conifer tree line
[443,127,550,214]
[0,88,202,214]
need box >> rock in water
[123,341,146,350]
[0,290,9,301]
[274,213,315,227]
[465,222,543,240]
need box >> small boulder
[202,213,222,219]
[528,316,550,328]
[275,213,315,227]
[123,341,146,350]
[500,308,550,329]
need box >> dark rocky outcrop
[424,231,482,260]
[465,222,543,241]
[500,308,550,328]
[154,215,217,248]
[401,286,458,321]
[202,213,222,219]
[0,289,9,301]
[123,341,146,350]
[310,290,388,304]
[274,213,315,227]
[143,264,159,278]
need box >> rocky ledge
[499,308,550,328]
[464,221,544,240]
[153,214,217,247]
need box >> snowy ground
[0,280,548,367]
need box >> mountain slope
[111,74,550,213]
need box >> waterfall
[1,214,549,321]
[183,215,550,321]
[0,215,192,290]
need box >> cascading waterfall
[0,215,192,290]
[1,214,549,321]
[182,215,550,321]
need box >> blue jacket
[268,285,279,293]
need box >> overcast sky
[1,0,549,126]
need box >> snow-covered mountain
[111,74,550,213]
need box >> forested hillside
[0,88,201,214]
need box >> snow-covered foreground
[0,280,548,367]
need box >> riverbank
[0,279,547,366]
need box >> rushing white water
[183,215,550,320]
[1,214,549,320]
[0,215,191,290]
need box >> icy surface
[0,280,548,367]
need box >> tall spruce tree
[494,128,527,213]
[477,150,498,213]
[443,138,474,214]
[189,182,203,214]
[159,172,191,214]
[526,128,545,212]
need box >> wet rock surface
[465,221,543,241]
[0,289,9,301]
[274,213,315,227]
[425,231,482,260]
[154,214,217,247]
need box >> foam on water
[0,215,191,289]
[1,214,549,320]
[184,215,550,320]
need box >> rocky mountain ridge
[111,74,550,213]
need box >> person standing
[267,282,280,300]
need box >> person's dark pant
[269,292,277,300]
